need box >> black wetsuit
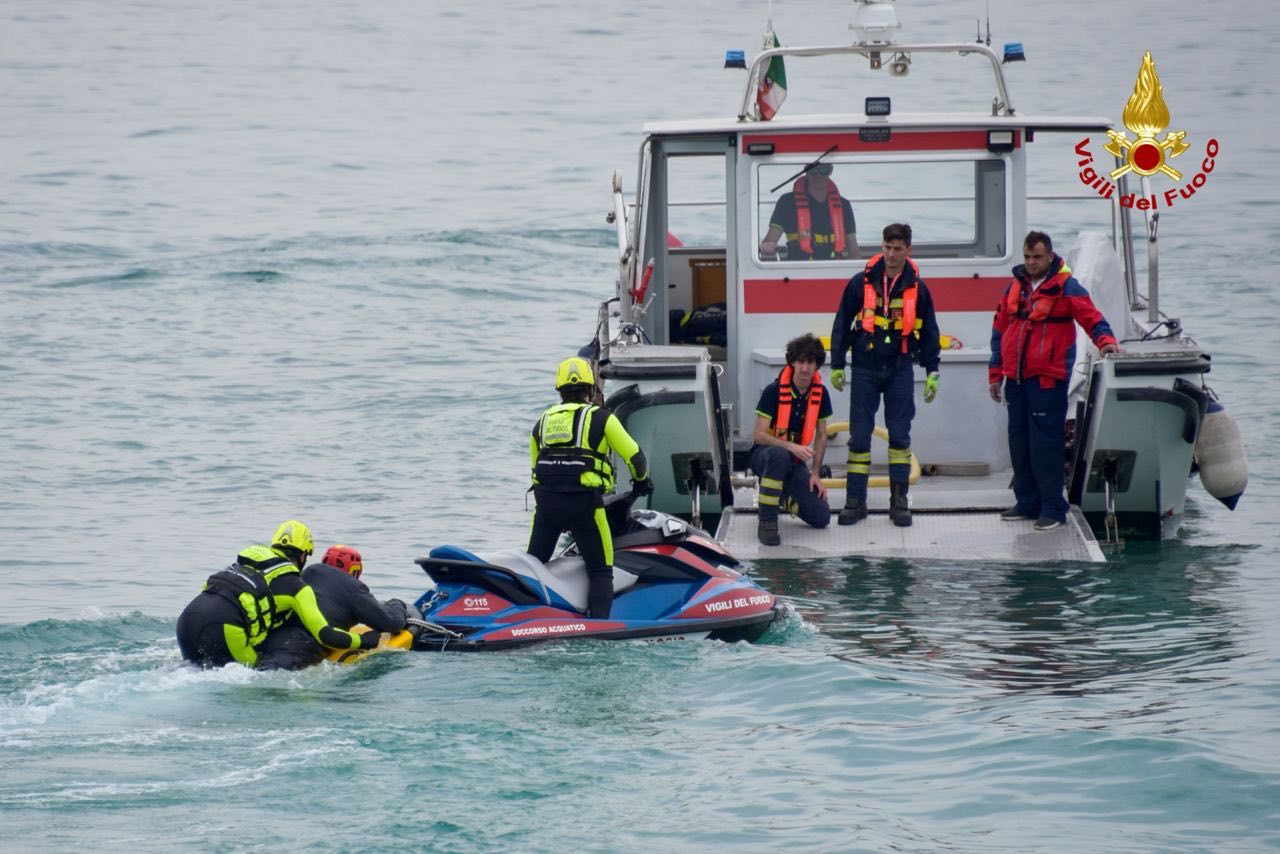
[255,563,409,670]
[527,402,649,619]
[175,545,372,669]
[175,592,244,668]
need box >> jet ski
[410,493,781,651]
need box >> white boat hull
[602,344,732,523]
[1071,346,1211,539]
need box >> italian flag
[756,28,787,121]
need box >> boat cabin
[621,110,1116,467]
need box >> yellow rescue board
[325,625,414,665]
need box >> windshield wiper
[769,145,839,193]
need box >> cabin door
[642,138,737,375]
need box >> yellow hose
[821,421,921,488]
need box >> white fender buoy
[1195,399,1248,510]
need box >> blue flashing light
[724,49,747,69]
[1003,42,1026,63]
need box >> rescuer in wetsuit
[527,356,653,619]
[256,544,412,670]
[175,520,380,668]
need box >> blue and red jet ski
[410,494,781,651]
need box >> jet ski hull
[411,503,781,651]
[410,607,781,652]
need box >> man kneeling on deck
[751,333,833,546]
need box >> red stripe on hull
[483,619,627,642]
[437,592,516,617]
[742,277,1008,313]
[675,586,776,621]
[496,606,576,623]
[741,130,1017,154]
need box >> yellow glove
[830,368,845,392]
[923,372,939,404]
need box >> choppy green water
[3,0,1279,850]
[5,544,1279,851]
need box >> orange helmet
[323,544,363,578]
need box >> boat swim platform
[718,471,1106,563]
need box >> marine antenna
[976,0,991,45]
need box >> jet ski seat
[469,549,639,614]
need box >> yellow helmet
[271,519,314,557]
[555,356,595,389]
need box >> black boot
[838,499,868,526]
[757,514,781,546]
[586,570,614,619]
[889,482,912,527]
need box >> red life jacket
[771,365,824,448]
[1005,266,1073,321]
[794,176,846,257]
[860,254,920,354]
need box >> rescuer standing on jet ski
[528,357,653,619]
[175,520,380,668]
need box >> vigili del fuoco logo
[1073,51,1219,211]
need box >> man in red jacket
[989,231,1120,531]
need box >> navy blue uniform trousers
[750,445,830,528]
[848,359,915,499]
[1004,378,1070,523]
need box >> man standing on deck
[750,333,833,546]
[990,231,1120,532]
[759,163,859,260]
[829,223,941,528]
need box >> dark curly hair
[883,222,912,245]
[785,333,827,369]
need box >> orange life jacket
[794,176,846,257]
[860,254,920,354]
[771,364,824,448]
[1005,266,1073,322]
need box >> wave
[46,268,162,289]
[0,241,129,261]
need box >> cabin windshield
[755,156,1008,260]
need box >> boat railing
[738,41,1015,121]
[1117,176,1140,313]
[610,172,630,263]
[1139,176,1160,324]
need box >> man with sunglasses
[759,162,859,261]
[255,544,412,670]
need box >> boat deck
[719,471,1106,563]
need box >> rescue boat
[586,0,1245,556]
